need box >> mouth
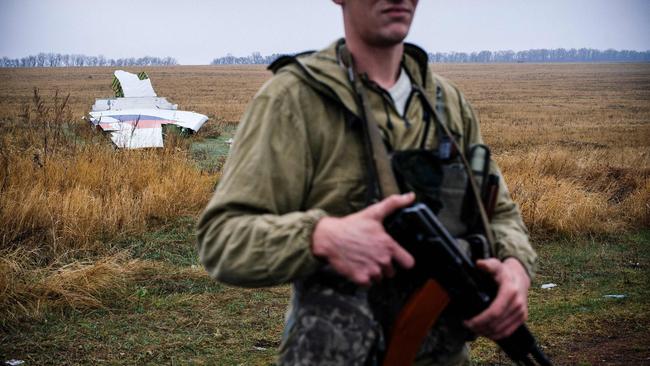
[381,6,412,17]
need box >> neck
[346,37,403,90]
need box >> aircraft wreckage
[88,70,208,148]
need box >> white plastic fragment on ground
[109,124,164,149]
[5,360,25,366]
[254,346,267,351]
[540,283,557,289]
[114,70,157,97]
[603,294,626,299]
[88,70,209,149]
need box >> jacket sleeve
[196,82,327,287]
[459,91,538,279]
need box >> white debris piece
[88,71,209,149]
[91,97,177,112]
[5,360,25,366]
[603,294,626,299]
[114,70,157,97]
[540,283,557,289]
[89,109,209,132]
[109,124,164,149]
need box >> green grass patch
[190,123,237,173]
[471,229,650,365]
[3,230,648,365]
[113,216,198,266]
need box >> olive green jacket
[197,41,537,287]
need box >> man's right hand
[311,193,416,286]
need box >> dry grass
[0,250,146,325]
[0,65,269,124]
[1,64,647,239]
[429,63,650,235]
[0,247,215,328]
[498,147,650,234]
[0,64,648,363]
[0,90,215,257]
[0,89,217,327]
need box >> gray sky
[1,0,649,65]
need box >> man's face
[336,0,419,47]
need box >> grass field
[0,63,649,365]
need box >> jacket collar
[274,38,431,118]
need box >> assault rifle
[384,203,552,366]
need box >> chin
[371,28,410,47]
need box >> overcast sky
[1,0,648,65]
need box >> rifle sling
[354,80,401,198]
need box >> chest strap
[412,83,495,248]
[341,46,401,201]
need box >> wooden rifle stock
[382,280,449,366]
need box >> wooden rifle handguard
[382,279,450,366]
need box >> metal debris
[5,360,25,366]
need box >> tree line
[0,53,178,68]
[427,48,650,63]
[211,52,284,65]
[211,48,650,65]
[3,48,648,67]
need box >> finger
[483,290,519,333]
[359,261,381,282]
[368,264,383,284]
[377,254,396,278]
[475,258,502,276]
[488,309,525,340]
[351,272,371,287]
[465,282,515,331]
[390,240,415,269]
[479,296,520,336]
[365,192,415,219]
[490,295,528,338]
[381,263,395,278]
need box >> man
[197,0,537,364]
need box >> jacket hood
[268,39,432,118]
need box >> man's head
[333,0,418,48]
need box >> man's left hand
[463,257,531,340]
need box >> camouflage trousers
[278,273,472,366]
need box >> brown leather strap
[382,280,450,366]
[355,82,401,198]
[339,45,400,200]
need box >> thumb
[366,192,415,219]
[475,258,502,277]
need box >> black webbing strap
[412,83,496,248]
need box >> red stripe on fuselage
[98,119,173,129]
